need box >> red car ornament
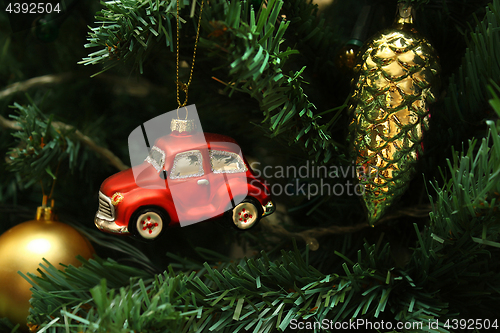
[95,105,275,240]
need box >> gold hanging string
[176,0,204,108]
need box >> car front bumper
[95,215,130,235]
[95,191,130,235]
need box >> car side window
[170,150,204,179]
[210,150,247,174]
[145,146,165,172]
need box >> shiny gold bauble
[0,218,94,329]
[348,4,440,223]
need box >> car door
[207,145,248,214]
[167,148,211,226]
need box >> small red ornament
[95,105,275,240]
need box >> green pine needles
[431,84,500,246]
[203,0,346,165]
[441,0,500,147]
[79,0,183,75]
[21,244,443,332]
[7,102,83,189]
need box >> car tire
[228,198,262,230]
[130,207,168,241]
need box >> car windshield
[145,146,165,172]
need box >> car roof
[154,132,240,157]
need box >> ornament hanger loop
[176,106,189,120]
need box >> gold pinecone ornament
[348,3,440,224]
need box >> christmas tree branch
[412,84,500,316]
[281,0,340,73]
[24,256,153,330]
[203,0,346,165]
[0,73,73,100]
[0,114,21,130]
[0,318,17,332]
[0,72,168,101]
[436,0,500,150]
[261,203,431,250]
[6,102,128,190]
[51,121,128,171]
[79,0,185,75]
[430,85,500,242]
[27,239,454,332]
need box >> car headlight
[111,192,124,206]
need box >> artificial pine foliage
[1,0,500,332]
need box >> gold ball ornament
[0,207,94,329]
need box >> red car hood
[101,163,164,195]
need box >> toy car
[95,130,275,240]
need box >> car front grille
[97,192,115,221]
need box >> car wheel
[229,199,262,230]
[131,207,168,240]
